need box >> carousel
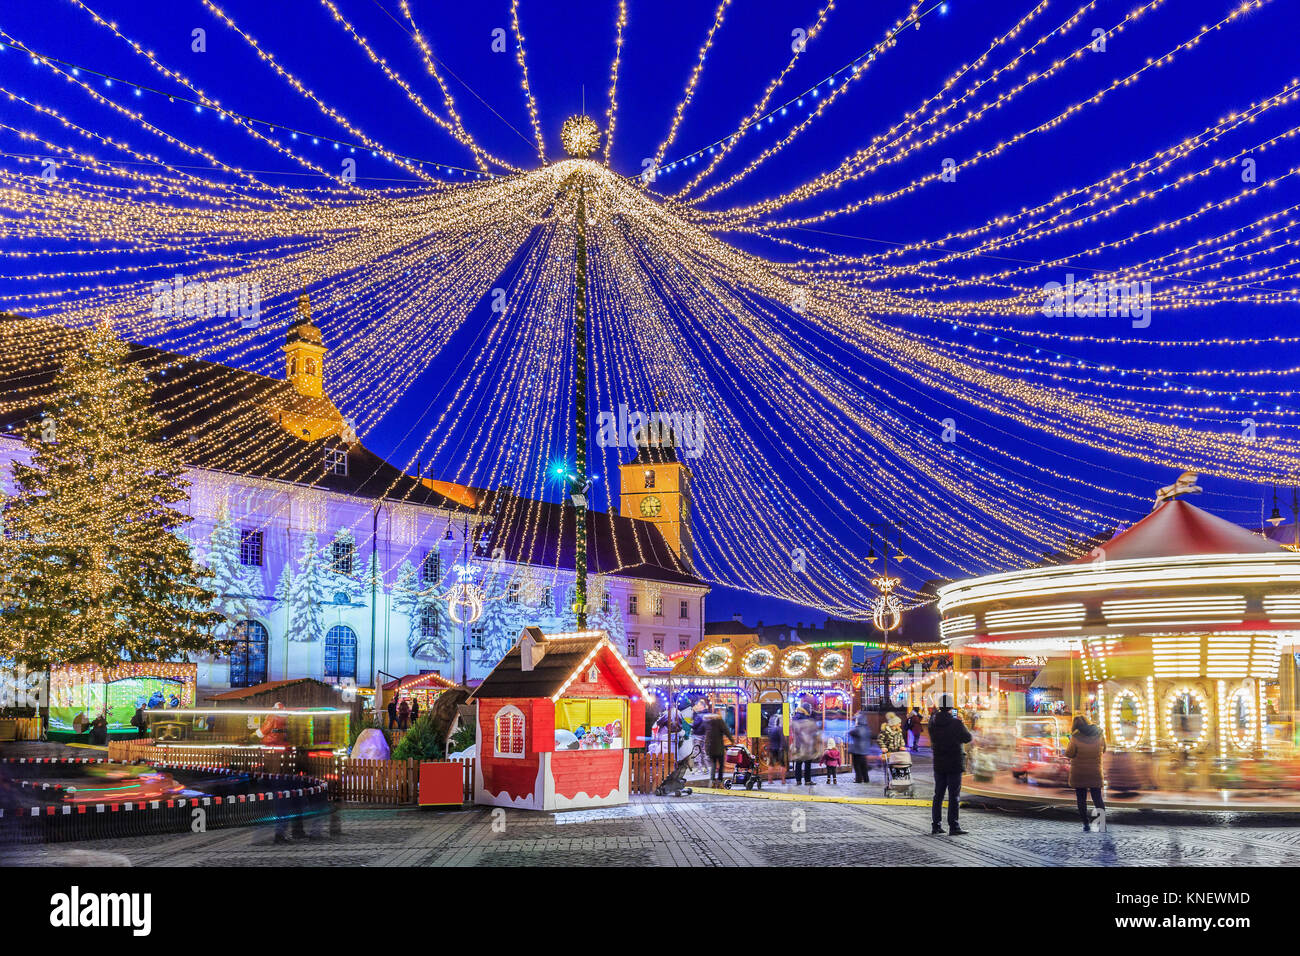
[937,478,1300,809]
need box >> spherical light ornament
[561,114,601,158]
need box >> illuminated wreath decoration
[781,650,811,677]
[742,647,775,676]
[699,646,733,674]
[817,652,845,678]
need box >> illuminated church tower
[619,421,693,568]
[284,293,327,398]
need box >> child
[822,738,842,784]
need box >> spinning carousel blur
[937,478,1300,811]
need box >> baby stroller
[722,745,761,790]
[654,748,695,797]
[883,749,914,798]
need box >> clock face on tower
[640,495,662,517]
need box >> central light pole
[572,180,589,630]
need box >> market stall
[47,662,197,740]
[470,627,646,811]
[381,672,458,720]
[644,634,857,749]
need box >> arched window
[324,625,357,682]
[306,358,317,376]
[494,704,526,758]
[230,620,268,688]
[289,357,298,376]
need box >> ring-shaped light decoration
[741,647,775,676]
[1164,685,1211,752]
[1226,685,1257,751]
[1108,688,1145,750]
[699,645,733,675]
[817,652,845,678]
[782,649,811,677]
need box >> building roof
[0,317,460,508]
[0,318,708,590]
[475,490,705,587]
[1069,498,1282,563]
[471,629,641,700]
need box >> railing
[628,750,678,794]
[105,742,475,804]
[0,717,42,741]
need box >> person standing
[387,695,398,730]
[788,707,822,786]
[907,708,925,752]
[765,713,787,784]
[410,697,421,724]
[878,712,906,756]
[822,738,842,784]
[703,713,734,787]
[1067,715,1107,832]
[398,697,411,730]
[847,712,873,783]
[928,694,972,835]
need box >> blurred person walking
[789,706,822,786]
[765,713,788,784]
[847,712,873,783]
[703,712,734,787]
[1067,715,1107,832]
[928,694,972,836]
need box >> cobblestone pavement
[6,742,1299,866]
[6,792,1300,867]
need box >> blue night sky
[3,0,1298,626]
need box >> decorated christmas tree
[0,323,222,669]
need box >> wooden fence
[0,717,42,741]
[105,742,474,805]
[104,741,680,800]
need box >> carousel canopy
[1071,499,1282,564]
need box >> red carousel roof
[1072,498,1282,563]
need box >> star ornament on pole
[870,573,903,634]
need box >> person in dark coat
[1066,715,1107,831]
[398,697,411,730]
[765,714,787,784]
[702,714,734,787]
[928,694,972,835]
[387,696,398,730]
[88,714,109,746]
[410,698,421,723]
[846,712,873,783]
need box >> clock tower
[619,425,693,567]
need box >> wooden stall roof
[382,673,459,693]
